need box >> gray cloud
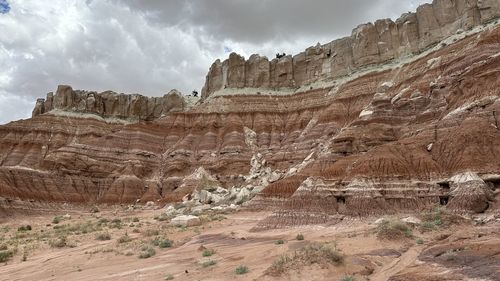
[0,0,430,124]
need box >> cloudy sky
[0,0,429,124]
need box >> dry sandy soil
[0,206,498,281]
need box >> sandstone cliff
[32,85,190,121]
[201,0,500,98]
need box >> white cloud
[0,0,431,124]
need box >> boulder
[170,215,201,227]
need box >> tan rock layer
[32,85,187,121]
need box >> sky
[0,0,430,124]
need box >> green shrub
[52,216,63,224]
[164,274,174,280]
[95,232,111,241]
[340,276,356,281]
[49,236,67,248]
[275,239,285,245]
[132,217,140,222]
[202,259,217,267]
[235,265,249,275]
[108,219,122,229]
[376,220,412,240]
[142,228,159,237]
[296,234,304,241]
[158,239,173,249]
[138,245,156,259]
[202,249,216,257]
[0,250,13,262]
[118,233,132,244]
[266,242,343,276]
[17,225,32,232]
[416,238,424,245]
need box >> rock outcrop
[32,85,189,121]
[201,0,500,98]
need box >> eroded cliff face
[201,0,500,98]
[32,85,189,121]
[1,0,499,225]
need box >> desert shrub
[296,234,304,241]
[416,238,424,245]
[52,216,63,224]
[202,249,216,257]
[202,259,217,267]
[266,242,343,276]
[376,220,412,240]
[0,250,13,262]
[159,240,172,248]
[108,219,122,229]
[17,225,32,232]
[118,233,132,244]
[275,239,285,245]
[164,274,174,280]
[420,209,444,232]
[132,217,140,222]
[95,232,111,241]
[142,228,159,237]
[235,265,249,275]
[49,236,67,248]
[138,245,156,259]
[340,276,356,281]
[0,244,7,251]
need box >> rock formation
[32,85,189,121]
[1,0,499,226]
[201,0,500,98]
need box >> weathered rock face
[32,85,188,121]
[201,0,500,98]
[1,0,499,225]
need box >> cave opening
[335,195,346,204]
[439,196,449,206]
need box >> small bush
[296,234,304,241]
[158,239,173,249]
[53,216,63,224]
[95,232,111,241]
[266,242,343,276]
[0,250,13,262]
[142,228,159,237]
[376,220,412,240]
[108,219,122,229]
[49,236,67,248]
[235,265,249,275]
[275,239,285,245]
[0,244,7,251]
[138,245,156,259]
[202,249,216,257]
[164,274,174,280]
[416,238,424,245]
[202,259,217,267]
[17,225,32,232]
[132,217,140,222]
[340,276,356,281]
[118,233,132,244]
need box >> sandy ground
[0,207,498,281]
